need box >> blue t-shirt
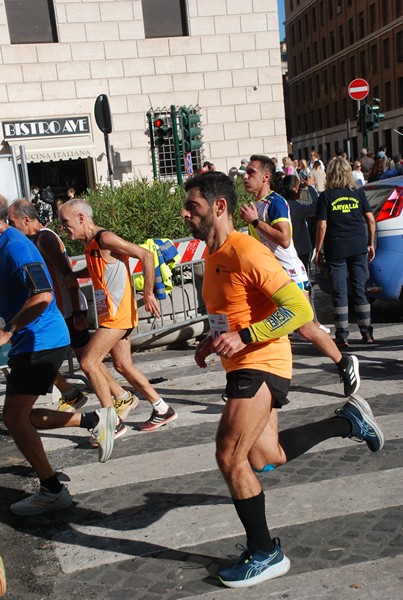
[0,227,69,355]
[316,187,372,260]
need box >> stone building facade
[0,0,287,195]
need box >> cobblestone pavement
[0,297,402,599]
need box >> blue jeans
[327,253,373,342]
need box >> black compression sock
[80,412,99,430]
[41,474,63,494]
[233,490,275,552]
[279,416,352,463]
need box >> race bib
[95,289,108,317]
[208,313,230,339]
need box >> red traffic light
[154,118,164,128]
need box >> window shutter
[5,0,58,44]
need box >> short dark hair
[184,172,237,215]
[250,154,275,181]
[10,198,38,220]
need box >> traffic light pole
[146,111,158,180]
[357,100,368,149]
[170,105,182,186]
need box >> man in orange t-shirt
[181,172,384,589]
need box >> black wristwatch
[252,218,260,228]
[4,321,15,334]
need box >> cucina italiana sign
[2,116,90,139]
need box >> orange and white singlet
[85,231,137,329]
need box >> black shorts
[225,369,290,408]
[99,326,134,340]
[6,345,69,396]
[65,314,90,349]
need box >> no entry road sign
[348,78,369,101]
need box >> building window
[383,38,390,69]
[306,46,311,68]
[321,36,327,59]
[358,12,365,38]
[316,74,321,97]
[313,41,318,62]
[397,31,403,62]
[5,0,58,44]
[369,4,376,33]
[312,7,317,32]
[382,0,389,25]
[371,44,378,73]
[325,104,330,128]
[350,55,356,79]
[331,66,337,90]
[348,18,354,45]
[328,0,333,19]
[385,81,392,111]
[398,77,403,107]
[304,13,309,35]
[360,51,366,76]
[330,31,335,54]
[319,1,324,26]
[339,25,344,49]
[397,0,403,18]
[323,70,328,91]
[302,82,306,103]
[298,19,302,42]
[340,60,346,82]
[142,0,188,39]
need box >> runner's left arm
[212,282,313,358]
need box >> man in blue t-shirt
[0,197,117,516]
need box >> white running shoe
[10,484,72,516]
[92,407,118,463]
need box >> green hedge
[55,176,251,256]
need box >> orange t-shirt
[85,237,137,329]
[203,230,292,379]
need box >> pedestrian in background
[315,157,376,347]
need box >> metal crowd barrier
[71,236,209,348]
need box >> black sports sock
[80,412,99,430]
[337,355,349,370]
[279,416,352,463]
[41,474,63,494]
[233,490,275,552]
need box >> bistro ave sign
[2,116,90,140]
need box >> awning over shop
[6,139,97,163]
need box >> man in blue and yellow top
[0,197,116,517]
[239,154,360,398]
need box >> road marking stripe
[54,467,403,573]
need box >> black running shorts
[6,345,69,396]
[65,313,90,349]
[225,368,290,408]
